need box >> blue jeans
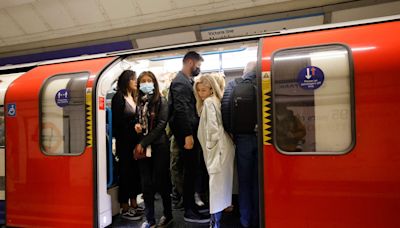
[235,134,259,227]
[211,211,222,228]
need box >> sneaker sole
[198,208,209,214]
[122,215,142,221]
[183,217,210,224]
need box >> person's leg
[235,134,255,227]
[138,158,156,224]
[117,140,131,212]
[175,136,196,212]
[170,136,183,199]
[195,145,208,207]
[153,142,173,219]
[210,211,222,228]
[250,135,260,227]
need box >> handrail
[106,107,114,188]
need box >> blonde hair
[194,72,225,116]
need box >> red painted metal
[261,21,400,227]
[5,57,115,227]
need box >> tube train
[0,15,399,228]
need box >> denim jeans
[211,211,222,228]
[235,134,259,227]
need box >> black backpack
[230,77,257,134]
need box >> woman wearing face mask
[134,71,173,228]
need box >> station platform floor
[111,194,242,228]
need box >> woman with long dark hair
[134,71,173,228]
[111,70,143,220]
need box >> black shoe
[195,204,209,214]
[184,209,210,224]
[172,199,184,211]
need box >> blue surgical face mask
[139,82,154,94]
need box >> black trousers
[138,142,172,223]
[116,138,141,204]
[175,135,203,212]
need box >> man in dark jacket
[221,61,259,228]
[168,51,210,224]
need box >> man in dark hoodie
[221,61,259,228]
[168,51,210,224]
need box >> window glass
[40,72,89,155]
[221,47,257,69]
[272,45,353,153]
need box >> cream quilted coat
[197,95,235,214]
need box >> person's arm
[139,98,169,148]
[171,81,193,137]
[204,99,222,174]
[204,99,219,150]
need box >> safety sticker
[7,103,16,117]
[99,97,105,110]
[55,89,70,107]
[297,66,324,90]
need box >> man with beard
[168,51,210,224]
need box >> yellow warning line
[261,71,272,145]
[86,88,93,147]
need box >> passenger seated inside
[275,103,306,152]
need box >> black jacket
[138,97,169,148]
[168,71,199,138]
[111,92,137,140]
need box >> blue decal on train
[55,89,70,107]
[297,66,324,90]
[7,103,16,117]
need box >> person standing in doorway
[168,51,210,224]
[134,71,173,228]
[221,62,259,227]
[194,74,235,228]
[111,70,143,221]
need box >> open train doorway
[95,40,259,227]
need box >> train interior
[96,41,258,226]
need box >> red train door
[259,21,400,228]
[5,57,115,227]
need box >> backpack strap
[234,77,243,85]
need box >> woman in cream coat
[194,73,235,228]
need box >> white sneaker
[195,192,205,206]
[121,208,142,221]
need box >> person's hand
[184,135,194,150]
[133,144,145,160]
[135,124,142,134]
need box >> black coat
[138,97,169,147]
[168,71,199,138]
[111,91,138,150]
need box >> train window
[272,44,354,154]
[40,72,89,155]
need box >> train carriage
[1,16,399,227]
